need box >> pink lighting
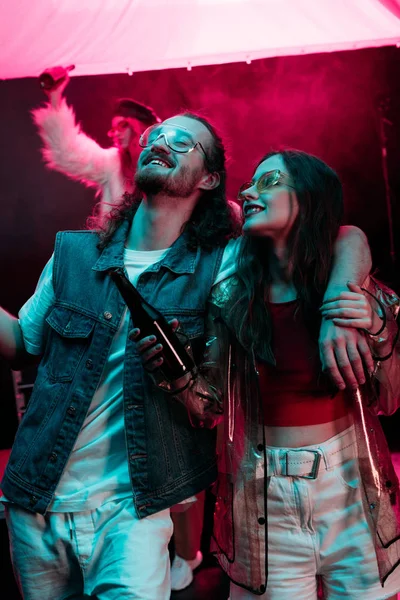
[1,0,400,80]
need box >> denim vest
[2,220,224,516]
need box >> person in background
[32,72,161,220]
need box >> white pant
[230,426,400,600]
[5,496,173,600]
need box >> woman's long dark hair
[225,149,344,362]
[88,112,241,250]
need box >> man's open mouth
[144,156,174,168]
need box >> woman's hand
[45,74,70,109]
[129,318,179,372]
[320,282,377,329]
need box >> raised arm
[32,77,117,189]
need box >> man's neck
[125,196,195,251]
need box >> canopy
[2,0,400,79]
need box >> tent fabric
[2,0,400,80]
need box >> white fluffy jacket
[32,100,125,215]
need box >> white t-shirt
[17,238,240,511]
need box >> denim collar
[92,219,201,275]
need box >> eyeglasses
[139,124,209,165]
[107,119,130,137]
[238,169,295,202]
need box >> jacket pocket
[44,306,95,382]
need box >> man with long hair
[0,114,372,599]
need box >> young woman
[138,148,400,599]
[212,150,400,599]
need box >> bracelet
[360,287,387,337]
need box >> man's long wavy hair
[88,112,240,250]
[224,149,344,362]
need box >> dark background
[0,45,399,447]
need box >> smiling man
[1,113,235,600]
[135,118,212,198]
[0,113,373,599]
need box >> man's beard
[135,164,202,198]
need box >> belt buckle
[285,449,321,479]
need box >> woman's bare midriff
[265,412,354,448]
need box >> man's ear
[198,172,220,191]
